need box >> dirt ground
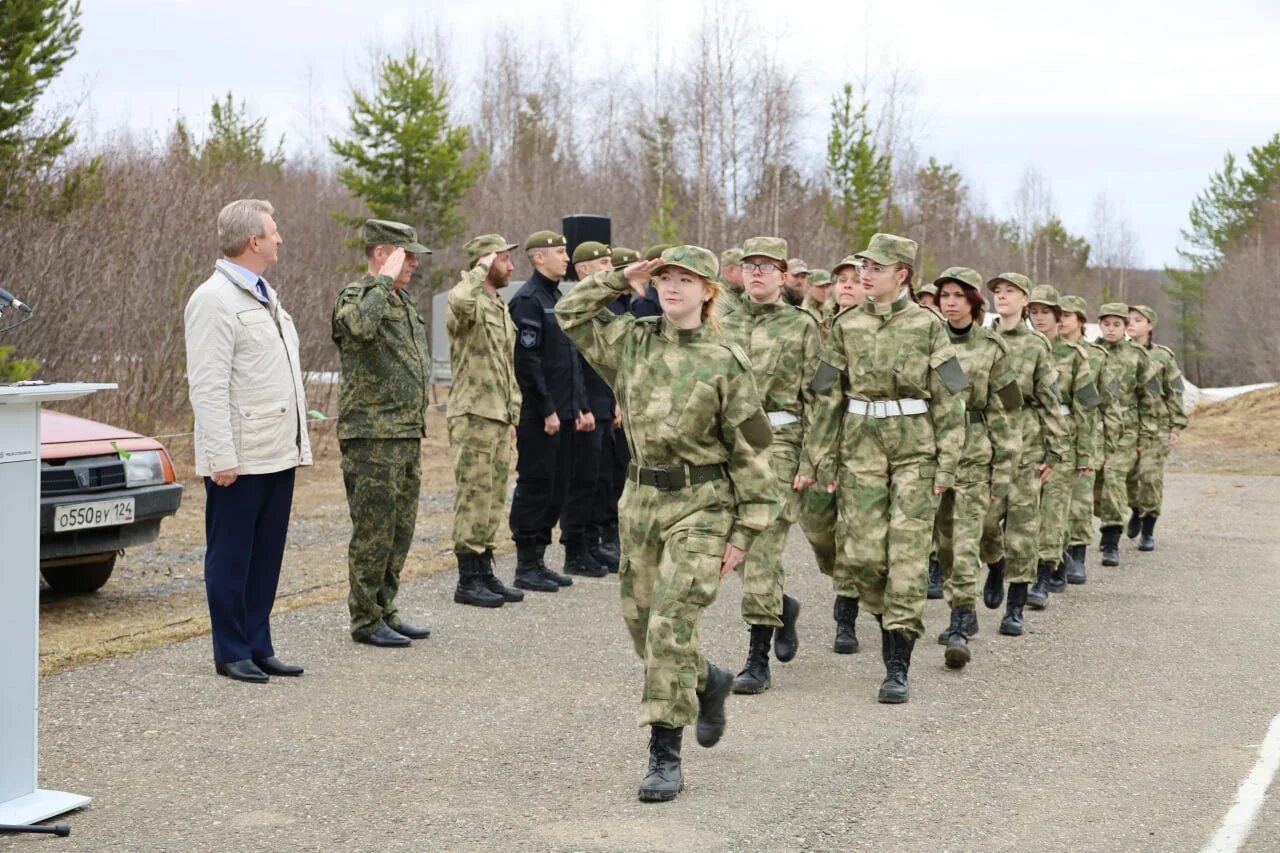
[1173,384,1280,475]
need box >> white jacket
[184,263,312,476]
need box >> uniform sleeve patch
[739,410,773,451]
[1145,376,1162,395]
[1075,382,1101,410]
[934,356,968,394]
[1171,376,1185,392]
[809,361,841,394]
[996,381,1024,411]
[518,324,541,349]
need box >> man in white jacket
[185,199,312,683]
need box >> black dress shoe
[253,656,303,676]
[215,659,269,683]
[389,620,432,640]
[355,624,411,647]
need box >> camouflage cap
[363,219,431,254]
[611,246,641,269]
[916,282,938,297]
[832,254,862,275]
[655,244,719,280]
[986,272,1033,296]
[855,233,917,266]
[787,258,809,275]
[525,230,567,250]
[721,247,744,267]
[1060,294,1089,318]
[1028,284,1062,308]
[463,233,518,268]
[807,269,832,286]
[571,241,611,264]
[643,243,674,261]
[1098,301,1130,320]
[1131,304,1157,324]
[933,266,983,291]
[741,236,789,267]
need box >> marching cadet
[932,268,1022,668]
[1125,305,1186,551]
[1059,295,1108,582]
[806,233,967,704]
[916,282,943,318]
[1094,303,1159,566]
[979,273,1069,637]
[445,234,526,608]
[800,268,832,322]
[783,257,809,306]
[556,245,778,803]
[716,246,745,318]
[719,237,820,695]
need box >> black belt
[628,462,728,491]
[967,410,986,424]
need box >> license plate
[53,498,135,532]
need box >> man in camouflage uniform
[783,257,809,306]
[332,220,434,647]
[1059,295,1109,582]
[800,268,832,322]
[716,247,745,318]
[719,236,820,694]
[916,282,942,318]
[445,234,526,609]
[1125,305,1187,551]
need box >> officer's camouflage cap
[643,243,674,261]
[1131,304,1157,324]
[933,266,983,291]
[917,282,938,297]
[655,244,719,280]
[855,233,917,266]
[1060,294,1089,318]
[832,254,862,275]
[986,272,1033,296]
[464,233,518,268]
[363,219,431,253]
[721,247,744,267]
[787,258,809,275]
[571,241,611,264]
[525,230,567,250]
[807,269,832,286]
[741,236,789,267]
[611,246,641,269]
[1028,284,1062,308]
[1098,301,1130,319]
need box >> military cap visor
[1098,302,1130,319]
[653,245,719,281]
[855,233,917,266]
[612,247,641,269]
[986,272,1033,296]
[572,241,611,264]
[933,266,983,291]
[464,234,518,267]
[832,255,862,275]
[363,219,431,253]
[525,230,568,250]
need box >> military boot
[732,625,773,694]
[1139,515,1157,552]
[936,606,979,644]
[1066,544,1088,584]
[538,545,574,587]
[564,541,607,578]
[637,726,684,802]
[833,596,860,654]
[695,663,733,748]
[1049,554,1068,592]
[481,549,523,603]
[514,545,559,593]
[1126,506,1142,540]
[453,552,505,608]
[1027,561,1053,610]
[926,556,943,599]
[877,629,915,704]
[774,595,801,662]
[594,523,621,573]
[1100,526,1122,567]
[983,557,1006,609]
[999,583,1028,636]
[943,606,973,670]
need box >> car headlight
[124,450,166,487]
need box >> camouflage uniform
[445,236,522,556]
[555,247,778,729]
[1127,311,1187,518]
[796,296,843,580]
[1094,304,1158,527]
[333,220,431,640]
[720,237,820,627]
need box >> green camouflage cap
[643,243,674,261]
[1028,284,1062,308]
[463,233,518,268]
[721,247,744,267]
[571,241,611,264]
[807,269,832,286]
[832,254,862,275]
[986,272,1033,296]
[655,244,719,280]
[933,266,983,291]
[917,282,938,297]
[1098,301,1130,319]
[611,246,641,269]
[1060,294,1089,318]
[741,236,789,267]
[1131,304,1157,324]
[855,232,917,266]
[787,258,809,275]
[362,219,431,253]
[525,230,567,250]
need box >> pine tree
[824,84,891,253]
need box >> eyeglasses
[741,262,780,274]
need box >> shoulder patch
[1075,382,1101,410]
[1145,375,1162,395]
[518,325,540,350]
[934,355,968,394]
[810,361,841,394]
[996,380,1024,411]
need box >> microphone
[0,287,33,315]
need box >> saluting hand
[720,543,745,578]
[379,247,407,283]
[624,259,663,296]
[477,252,497,269]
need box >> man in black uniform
[509,230,592,590]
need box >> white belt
[846,398,929,418]
[1058,405,1071,417]
[767,411,799,427]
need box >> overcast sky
[49,0,1280,268]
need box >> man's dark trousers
[510,412,577,546]
[203,468,295,664]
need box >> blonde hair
[701,278,722,332]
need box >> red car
[39,411,184,593]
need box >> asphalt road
[13,472,1280,852]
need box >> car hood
[40,410,164,459]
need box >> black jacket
[510,270,587,420]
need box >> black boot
[1100,526,1122,567]
[943,607,973,670]
[877,629,915,704]
[1139,515,1157,552]
[983,558,1006,609]
[453,553,505,608]
[1126,506,1142,539]
[1049,554,1068,592]
[480,549,523,603]
[695,663,733,748]
[1027,561,1053,610]
[539,545,574,587]
[564,540,607,578]
[594,524,620,573]
[926,556,943,599]
[637,726,684,802]
[514,545,559,593]
[1000,583,1028,636]
[1066,544,1088,584]
[833,596,860,654]
[936,605,980,644]
[732,625,772,694]
[774,595,801,662]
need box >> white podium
[0,382,115,825]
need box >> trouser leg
[449,415,508,556]
[244,468,296,660]
[510,412,560,547]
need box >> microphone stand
[0,822,71,836]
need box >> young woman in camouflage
[555,245,778,803]
[806,233,967,704]
[931,268,1022,669]
[1058,296,1108,583]
[1124,306,1186,551]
